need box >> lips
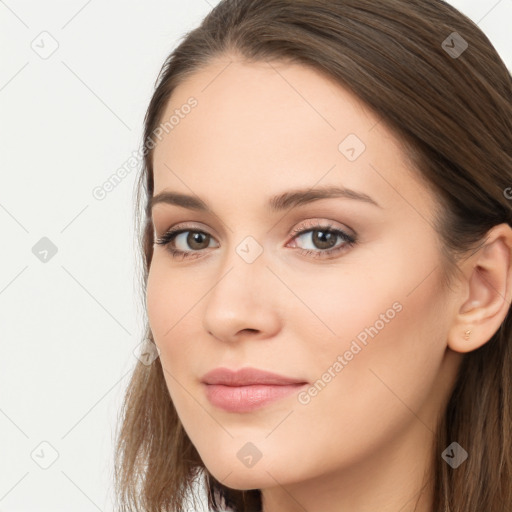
[201,367,308,413]
[201,366,307,386]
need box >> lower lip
[203,383,307,412]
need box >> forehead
[153,57,377,166]
[151,57,435,219]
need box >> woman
[114,1,512,510]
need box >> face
[146,57,463,495]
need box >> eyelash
[154,222,357,261]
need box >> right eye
[155,228,219,260]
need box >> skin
[146,56,512,512]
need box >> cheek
[146,260,193,351]
[298,271,397,342]
[298,261,449,422]
[146,262,170,340]
[146,262,202,410]
[278,257,418,367]
[146,258,206,371]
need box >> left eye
[292,227,353,252]
[288,226,356,256]
[168,230,217,252]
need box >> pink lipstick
[201,367,308,413]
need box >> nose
[202,248,282,343]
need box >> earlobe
[447,223,512,354]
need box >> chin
[203,459,279,490]
[203,451,308,492]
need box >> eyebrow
[149,185,381,214]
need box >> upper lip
[201,367,307,386]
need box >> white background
[0,1,510,510]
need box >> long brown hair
[113,1,512,510]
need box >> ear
[448,223,512,353]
